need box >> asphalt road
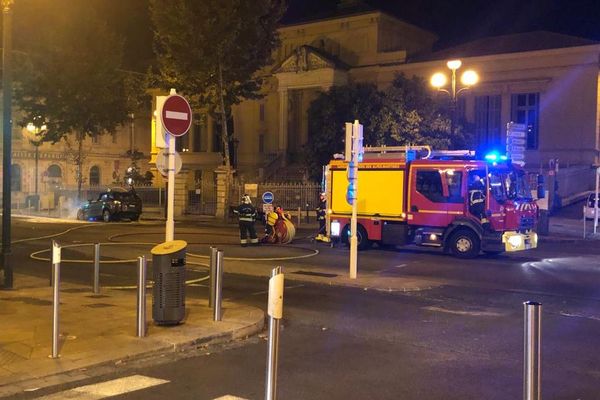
[4,216,600,399]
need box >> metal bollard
[583,206,587,239]
[523,301,542,400]
[136,256,147,337]
[305,203,309,224]
[51,241,61,359]
[93,243,100,294]
[297,207,301,227]
[213,250,224,321]
[209,246,218,308]
[265,266,284,400]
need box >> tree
[149,0,286,168]
[14,2,137,201]
[302,74,474,179]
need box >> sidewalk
[0,274,264,398]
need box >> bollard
[93,243,100,294]
[213,250,224,321]
[297,207,301,227]
[265,266,284,400]
[51,241,61,359]
[136,256,147,337]
[583,206,587,239]
[209,246,218,308]
[523,301,542,400]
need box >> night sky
[9,0,600,72]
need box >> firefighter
[233,194,259,247]
[315,192,328,242]
[468,174,489,227]
[262,209,279,244]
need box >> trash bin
[151,240,187,325]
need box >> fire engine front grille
[519,216,535,231]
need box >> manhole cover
[292,270,338,278]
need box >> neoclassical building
[154,5,599,202]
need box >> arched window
[11,164,21,192]
[89,166,100,186]
[47,164,62,178]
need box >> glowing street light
[22,116,48,198]
[430,59,479,135]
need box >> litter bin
[151,240,187,325]
[537,209,549,236]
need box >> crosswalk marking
[36,375,169,400]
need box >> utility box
[151,240,187,325]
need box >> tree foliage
[13,1,144,200]
[14,2,134,144]
[302,74,474,179]
[149,0,286,167]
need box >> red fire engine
[326,147,540,258]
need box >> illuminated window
[511,93,539,149]
[89,166,100,186]
[11,164,21,191]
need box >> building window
[416,170,444,203]
[89,166,100,186]
[192,124,202,152]
[474,95,502,150]
[259,103,265,122]
[511,93,539,149]
[176,133,190,152]
[92,135,99,144]
[112,133,117,144]
[11,164,21,192]
[259,133,265,153]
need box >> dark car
[77,189,142,222]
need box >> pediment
[273,45,346,74]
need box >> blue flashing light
[484,152,508,162]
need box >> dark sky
[10,0,598,72]
[283,0,600,48]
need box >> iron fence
[231,181,322,211]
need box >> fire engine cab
[326,146,539,258]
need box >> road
[4,216,600,399]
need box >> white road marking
[213,396,248,400]
[36,375,169,400]
[165,110,189,120]
[424,306,506,317]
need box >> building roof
[411,31,599,62]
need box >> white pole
[349,120,359,279]
[166,133,176,241]
[594,167,599,234]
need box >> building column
[278,88,289,162]
[173,169,189,218]
[207,115,214,152]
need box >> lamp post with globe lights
[22,117,48,201]
[430,59,479,136]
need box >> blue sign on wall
[262,191,274,204]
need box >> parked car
[77,189,142,222]
[583,193,599,220]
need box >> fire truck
[326,146,540,258]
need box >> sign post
[345,120,363,279]
[506,122,527,166]
[160,89,192,241]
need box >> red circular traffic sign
[161,94,192,137]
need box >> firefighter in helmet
[233,194,259,247]
[468,174,490,227]
[315,192,328,242]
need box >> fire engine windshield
[489,168,532,202]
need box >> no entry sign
[161,94,192,137]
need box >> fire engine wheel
[341,224,372,250]
[448,229,480,259]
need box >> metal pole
[583,206,586,239]
[209,246,217,308]
[93,243,100,294]
[594,167,599,234]
[265,266,284,400]
[166,133,175,241]
[523,301,542,400]
[213,250,224,321]
[1,0,14,289]
[297,206,301,227]
[51,241,61,358]
[136,255,147,337]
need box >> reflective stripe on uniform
[249,238,258,244]
[239,217,254,222]
[240,239,248,244]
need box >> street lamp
[430,59,479,136]
[22,116,48,201]
[2,0,14,289]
